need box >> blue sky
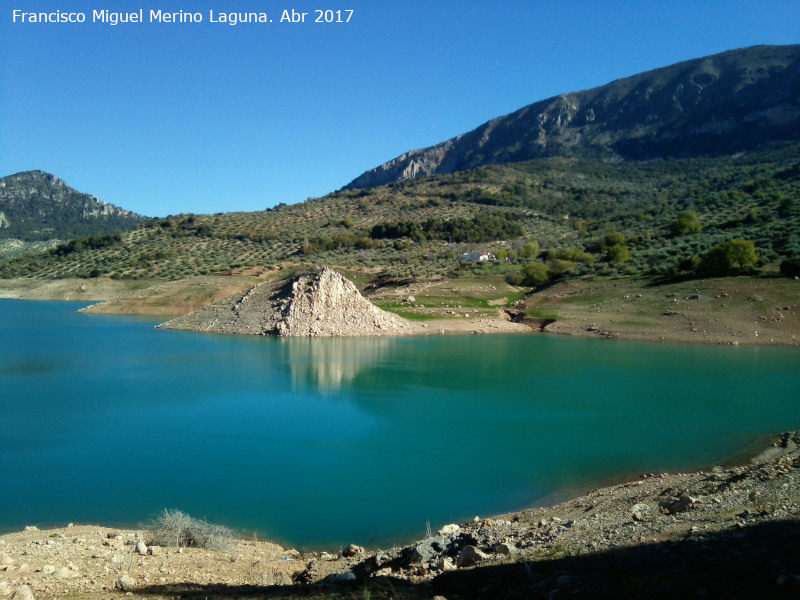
[1,1,798,217]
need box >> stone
[342,544,364,558]
[325,572,356,583]
[54,566,75,578]
[494,542,518,555]
[632,503,651,521]
[10,586,35,600]
[0,553,12,565]
[408,538,448,565]
[116,575,136,591]
[147,546,160,556]
[660,494,698,515]
[438,524,461,537]
[136,541,148,556]
[40,565,56,575]
[438,557,457,572]
[457,545,490,568]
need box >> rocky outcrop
[344,44,800,189]
[159,268,416,337]
[0,170,145,242]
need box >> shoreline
[1,279,798,347]
[2,431,799,599]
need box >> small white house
[459,252,496,263]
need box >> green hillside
[0,171,148,258]
[2,142,798,285]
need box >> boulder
[342,544,364,558]
[457,545,490,567]
[116,575,136,591]
[494,542,518,555]
[10,586,35,600]
[438,524,461,537]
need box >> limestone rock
[116,575,136,590]
[136,541,148,556]
[438,524,461,537]
[160,268,416,337]
[341,544,364,558]
[660,494,699,515]
[457,545,490,568]
[494,542,518,555]
[10,586,34,600]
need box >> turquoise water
[1,299,799,548]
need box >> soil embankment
[2,432,799,599]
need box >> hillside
[1,143,797,286]
[345,45,800,189]
[1,46,799,340]
[0,171,147,257]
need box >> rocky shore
[2,431,799,599]
[158,268,417,337]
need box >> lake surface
[1,299,799,548]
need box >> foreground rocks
[159,268,417,337]
[2,432,799,599]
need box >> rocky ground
[159,268,417,336]
[3,431,800,600]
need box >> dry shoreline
[2,431,799,599]
[1,274,798,346]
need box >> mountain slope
[345,45,800,189]
[0,170,147,243]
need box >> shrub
[606,245,632,263]
[146,509,234,553]
[671,210,702,235]
[517,241,540,259]
[522,261,550,286]
[604,231,627,247]
[780,257,800,277]
[699,239,759,276]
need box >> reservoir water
[1,299,798,548]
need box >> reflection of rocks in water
[283,337,394,391]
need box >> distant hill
[0,171,147,245]
[345,45,800,189]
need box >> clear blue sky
[1,1,798,217]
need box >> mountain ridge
[344,44,800,190]
[0,170,147,244]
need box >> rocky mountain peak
[343,44,800,190]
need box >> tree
[604,231,626,247]
[780,257,800,277]
[671,210,702,235]
[606,245,631,263]
[518,241,540,259]
[522,262,549,286]
[699,239,759,276]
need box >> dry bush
[146,509,234,553]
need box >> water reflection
[281,336,397,392]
